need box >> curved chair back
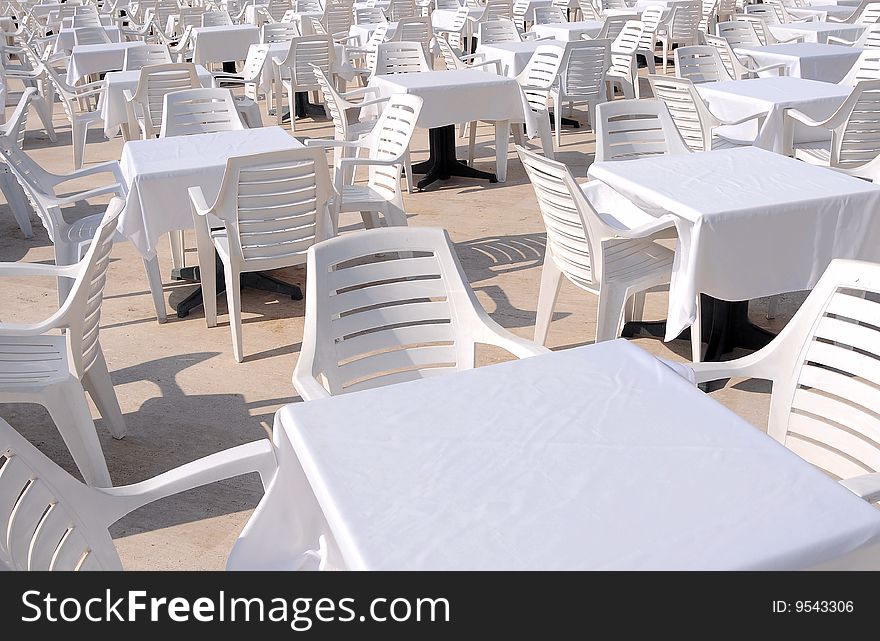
[595,98,691,161]
[159,87,245,137]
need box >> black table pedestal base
[621,295,775,363]
[548,113,580,129]
[412,125,497,190]
[173,255,302,319]
[271,92,325,123]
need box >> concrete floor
[0,73,805,570]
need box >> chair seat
[793,141,831,166]
[711,135,749,150]
[603,238,675,285]
[339,184,389,208]
[0,335,71,387]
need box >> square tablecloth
[695,76,851,153]
[254,42,356,95]
[587,146,880,339]
[191,24,260,65]
[98,65,215,137]
[230,340,880,570]
[67,42,147,83]
[734,43,864,83]
[476,40,547,77]
[530,20,604,41]
[54,26,123,55]
[348,20,398,46]
[118,127,302,258]
[787,4,859,20]
[431,7,482,32]
[768,21,865,45]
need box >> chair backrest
[578,0,601,21]
[515,44,566,112]
[283,34,335,89]
[477,18,521,44]
[159,87,245,137]
[482,0,514,21]
[322,0,353,37]
[840,50,880,84]
[715,19,761,46]
[436,0,461,9]
[72,25,111,44]
[741,259,880,482]
[517,144,622,290]
[704,32,747,79]
[596,14,633,40]
[852,23,880,49]
[312,62,354,137]
[359,93,423,199]
[674,44,732,82]
[177,7,206,32]
[70,13,102,27]
[298,226,505,396]
[122,43,172,70]
[601,0,629,9]
[559,39,610,100]
[355,6,387,23]
[131,63,203,138]
[295,0,324,11]
[823,79,880,168]
[443,5,472,50]
[387,0,416,20]
[207,147,333,269]
[699,0,718,33]
[201,9,232,26]
[666,0,701,42]
[638,5,664,44]
[240,43,273,82]
[391,15,433,54]
[594,98,691,161]
[853,1,880,24]
[647,73,718,151]
[437,30,465,70]
[735,15,774,45]
[534,6,566,24]
[373,40,432,74]
[611,18,644,54]
[0,87,37,152]
[261,20,300,42]
[743,3,779,23]
[264,0,293,22]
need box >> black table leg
[548,112,580,130]
[411,125,498,190]
[222,61,237,74]
[273,92,325,123]
[174,253,302,319]
[621,295,775,362]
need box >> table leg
[411,125,498,190]
[495,120,509,183]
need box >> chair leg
[534,258,563,346]
[691,295,702,363]
[468,120,477,165]
[554,95,562,147]
[198,240,218,329]
[169,230,185,271]
[142,256,167,323]
[766,295,778,320]
[223,263,244,363]
[403,150,414,194]
[80,348,126,440]
[43,379,112,487]
[72,119,89,170]
[360,210,381,229]
[54,241,79,307]
[626,291,646,323]
[595,284,628,343]
[539,115,554,160]
[0,171,33,238]
[35,95,57,142]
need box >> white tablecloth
[696,76,851,153]
[735,43,864,83]
[587,147,880,338]
[66,42,147,83]
[55,26,123,54]
[788,4,858,20]
[99,65,215,137]
[530,20,604,41]
[229,340,880,570]
[476,40,545,76]
[191,24,260,65]
[255,42,356,94]
[814,0,862,5]
[348,21,398,46]
[768,21,865,45]
[118,127,301,258]
[431,8,482,32]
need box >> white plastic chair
[534,6,566,24]
[388,0,417,20]
[323,0,354,40]
[839,51,880,84]
[827,23,880,48]
[125,62,204,139]
[72,25,111,45]
[0,201,126,488]
[261,20,301,42]
[436,31,503,72]
[734,15,804,45]
[511,43,563,159]
[373,40,432,74]
[704,32,787,79]
[121,43,172,70]
[434,5,471,52]
[188,147,335,363]
[306,93,423,230]
[594,14,635,41]
[477,18,523,45]
[212,43,273,105]
[0,416,277,569]
[656,0,701,74]
[674,44,733,82]
[551,39,610,144]
[828,0,880,24]
[699,0,718,34]
[354,6,388,25]
[606,19,644,99]
[390,15,434,57]
[201,9,233,26]
[271,33,335,129]
[159,87,245,137]
[517,145,676,346]
[0,88,37,238]
[635,5,664,74]
[647,73,765,150]
[41,63,105,169]
[293,226,548,400]
[578,0,601,21]
[689,258,880,504]
[595,98,691,160]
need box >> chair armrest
[0,261,81,279]
[305,138,364,150]
[826,35,856,45]
[338,157,399,169]
[751,62,788,76]
[715,110,768,128]
[689,348,778,385]
[100,440,278,521]
[51,183,126,206]
[482,329,550,359]
[839,473,880,503]
[776,34,805,44]
[58,159,126,185]
[292,369,332,401]
[613,214,678,240]
[187,185,213,216]
[340,85,381,99]
[784,107,833,129]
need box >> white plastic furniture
[511,43,563,159]
[42,63,105,169]
[674,44,733,82]
[647,73,764,151]
[827,23,880,48]
[699,0,718,34]
[635,5,664,74]
[595,97,690,159]
[434,5,470,52]
[704,32,787,79]
[595,14,633,41]
[261,20,301,41]
[436,30,503,72]
[388,0,417,20]
[534,6,566,23]
[0,416,277,570]
[690,258,880,504]
[373,40,432,73]
[323,0,354,40]
[159,87,246,137]
[477,18,523,44]
[785,79,880,169]
[551,39,610,144]
[389,15,433,56]
[735,15,804,45]
[271,33,335,128]
[293,226,547,400]
[306,93,422,230]
[121,43,172,70]
[201,9,233,26]
[354,6,388,25]
[827,0,880,23]
[657,0,701,73]
[517,144,675,346]
[188,147,334,363]
[0,200,126,488]
[72,25,112,44]
[606,19,645,99]
[840,50,880,84]
[125,62,203,139]
[0,88,37,238]
[213,43,273,105]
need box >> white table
[118,127,301,259]
[191,24,260,66]
[735,42,864,83]
[230,340,880,570]
[367,69,535,184]
[768,21,865,45]
[55,25,123,54]
[98,65,215,137]
[66,42,147,83]
[252,42,356,96]
[587,147,880,339]
[530,20,604,41]
[476,40,546,77]
[348,21,398,46]
[515,0,554,21]
[696,76,851,153]
[788,4,858,20]
[431,7,481,31]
